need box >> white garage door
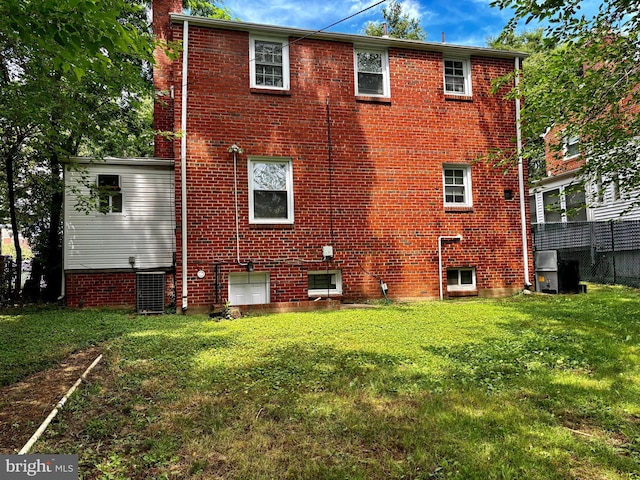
[228,272,270,306]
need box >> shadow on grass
[171,339,639,478]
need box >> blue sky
[221,0,518,47]
[220,0,604,48]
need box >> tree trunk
[5,153,22,302]
[43,157,63,302]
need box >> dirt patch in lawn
[0,347,102,454]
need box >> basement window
[97,174,123,214]
[446,267,476,291]
[308,270,342,297]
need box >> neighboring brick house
[529,126,640,225]
[63,0,533,311]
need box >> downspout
[515,56,532,287]
[180,20,190,311]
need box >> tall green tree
[0,0,232,302]
[364,0,426,40]
[489,0,640,200]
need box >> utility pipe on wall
[438,235,462,300]
[229,144,245,266]
[180,20,189,311]
[514,56,532,287]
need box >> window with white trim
[443,165,472,207]
[355,48,390,97]
[249,157,294,224]
[443,57,471,96]
[97,174,122,214]
[563,133,580,159]
[542,188,562,223]
[308,270,342,297]
[447,268,476,291]
[250,36,289,90]
[565,187,587,222]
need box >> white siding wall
[590,184,640,221]
[64,161,175,270]
[531,174,640,223]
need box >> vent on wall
[136,272,165,314]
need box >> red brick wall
[66,272,174,309]
[153,0,182,159]
[164,21,533,308]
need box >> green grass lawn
[2,285,640,479]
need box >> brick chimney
[153,0,182,159]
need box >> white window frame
[354,48,390,98]
[443,57,472,96]
[443,164,473,207]
[249,35,290,91]
[97,174,123,215]
[563,133,580,160]
[308,270,342,297]
[446,268,476,292]
[248,156,294,224]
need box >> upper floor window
[443,57,471,96]
[355,48,390,97]
[250,36,289,90]
[249,157,294,224]
[443,165,472,207]
[97,174,122,214]
[563,133,580,159]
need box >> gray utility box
[535,250,582,294]
[535,250,559,293]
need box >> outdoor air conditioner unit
[136,272,165,314]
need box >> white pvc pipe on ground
[19,354,103,454]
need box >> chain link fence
[532,220,640,288]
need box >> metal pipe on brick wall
[438,235,462,300]
[180,20,190,311]
[515,56,532,288]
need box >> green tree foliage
[489,0,640,201]
[184,0,232,18]
[487,28,555,53]
[0,0,231,301]
[364,0,426,40]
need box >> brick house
[63,0,533,312]
[529,126,640,225]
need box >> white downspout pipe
[515,56,532,287]
[180,20,189,311]
[438,235,462,300]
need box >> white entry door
[228,272,270,306]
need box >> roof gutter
[180,20,190,311]
[515,56,532,287]
[169,14,528,60]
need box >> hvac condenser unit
[136,272,165,314]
